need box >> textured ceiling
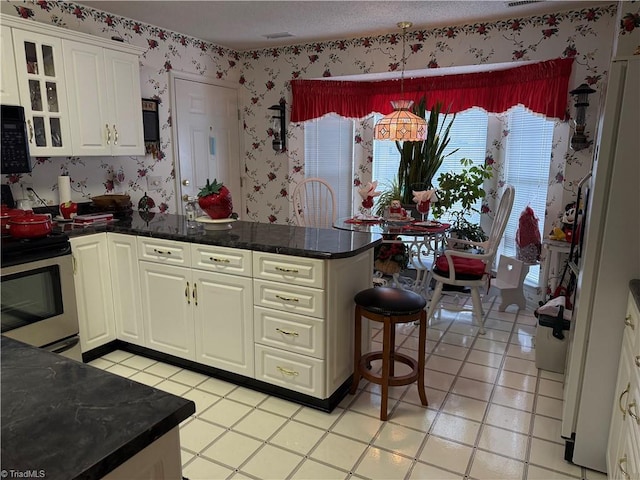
[76,0,610,50]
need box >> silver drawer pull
[276,328,299,337]
[275,294,299,303]
[153,248,172,255]
[619,383,630,417]
[628,401,640,425]
[276,366,299,376]
[624,314,634,329]
[275,266,299,273]
[619,454,630,479]
[635,356,640,368]
[209,257,230,263]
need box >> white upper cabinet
[1,25,20,106]
[64,41,144,156]
[11,28,73,156]
[2,13,144,157]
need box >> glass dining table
[334,216,450,293]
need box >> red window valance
[290,58,574,122]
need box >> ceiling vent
[263,32,294,39]
[506,0,543,6]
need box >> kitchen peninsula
[60,213,381,411]
[1,336,195,480]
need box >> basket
[91,194,131,208]
[374,259,402,275]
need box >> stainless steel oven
[1,233,81,361]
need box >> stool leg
[417,310,428,407]
[350,305,362,394]
[389,317,396,377]
[380,316,392,421]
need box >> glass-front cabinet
[12,29,72,156]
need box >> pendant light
[374,22,427,141]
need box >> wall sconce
[569,83,596,151]
[268,103,286,153]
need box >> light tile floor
[91,296,609,480]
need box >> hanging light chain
[397,21,412,101]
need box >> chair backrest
[485,184,515,258]
[292,178,337,228]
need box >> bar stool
[350,287,428,420]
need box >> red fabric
[435,255,486,277]
[516,206,542,263]
[291,58,574,122]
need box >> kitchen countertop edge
[0,336,195,480]
[56,214,382,259]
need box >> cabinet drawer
[253,252,324,288]
[254,306,324,359]
[137,237,190,266]
[255,344,325,398]
[253,279,324,319]
[191,244,252,277]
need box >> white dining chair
[292,178,337,228]
[426,185,515,334]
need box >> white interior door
[173,75,241,216]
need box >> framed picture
[141,98,160,142]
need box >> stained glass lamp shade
[374,100,426,141]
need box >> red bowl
[8,212,52,238]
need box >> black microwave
[1,105,32,174]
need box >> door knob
[182,179,190,186]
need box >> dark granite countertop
[55,212,381,259]
[1,337,195,480]
[631,279,640,310]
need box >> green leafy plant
[395,97,458,204]
[431,158,493,242]
[374,176,402,217]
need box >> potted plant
[395,97,458,205]
[431,158,493,244]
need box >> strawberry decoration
[197,179,233,219]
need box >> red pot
[0,204,26,231]
[8,211,52,238]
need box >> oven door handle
[45,336,80,356]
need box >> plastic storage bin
[535,314,571,374]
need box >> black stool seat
[351,286,428,420]
[354,287,426,316]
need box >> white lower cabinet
[608,293,640,479]
[70,234,115,352]
[193,269,253,376]
[137,238,254,372]
[252,250,373,399]
[107,233,144,346]
[139,261,195,360]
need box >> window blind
[303,114,355,219]
[501,105,554,284]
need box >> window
[373,108,488,224]
[500,106,554,284]
[303,114,355,219]
[302,106,553,285]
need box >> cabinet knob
[105,124,111,145]
[635,356,640,368]
[628,401,640,425]
[624,315,634,329]
[113,125,118,145]
[182,179,190,186]
[182,194,190,202]
[619,383,630,417]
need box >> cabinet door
[107,233,144,346]
[1,26,20,105]
[12,29,72,156]
[104,49,144,156]
[70,234,116,352]
[194,270,253,376]
[63,40,110,156]
[139,261,195,360]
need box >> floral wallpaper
[2,0,638,234]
